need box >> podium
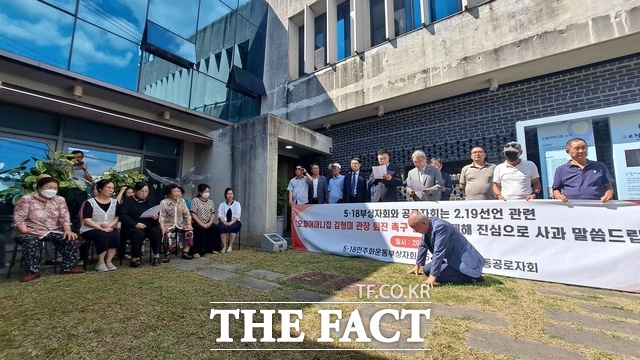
[261,233,288,252]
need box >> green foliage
[277,178,288,216]
[101,168,146,189]
[0,145,89,205]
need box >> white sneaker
[95,264,109,272]
[226,247,232,253]
[105,263,116,271]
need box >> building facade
[1,0,640,246]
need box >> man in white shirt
[287,165,309,206]
[493,142,541,200]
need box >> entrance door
[143,156,177,205]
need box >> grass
[1,248,639,360]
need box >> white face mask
[201,192,210,199]
[40,189,58,199]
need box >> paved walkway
[166,257,640,359]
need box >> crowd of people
[288,138,615,204]
[12,151,240,282]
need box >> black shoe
[130,260,143,268]
[44,259,58,265]
[152,258,161,266]
[162,255,171,264]
[182,253,194,260]
[472,276,485,283]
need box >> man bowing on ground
[407,211,485,288]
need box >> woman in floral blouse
[13,176,85,282]
[159,184,193,261]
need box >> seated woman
[115,186,134,204]
[79,179,120,272]
[118,182,162,267]
[13,176,85,282]
[190,184,220,257]
[217,187,242,253]
[159,184,194,261]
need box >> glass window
[70,19,141,90]
[226,89,261,123]
[142,20,197,69]
[430,0,461,22]
[198,0,235,32]
[0,135,53,192]
[337,1,351,61]
[0,105,60,136]
[370,0,385,47]
[237,0,269,29]
[0,1,74,69]
[235,16,265,79]
[148,0,199,39]
[394,0,421,36]
[41,0,78,14]
[67,146,142,181]
[143,156,177,205]
[314,13,326,70]
[190,73,230,119]
[64,117,144,150]
[298,25,305,77]
[77,0,147,43]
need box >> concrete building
[1,0,640,248]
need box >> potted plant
[0,145,89,205]
[276,178,288,235]
[101,168,146,189]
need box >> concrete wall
[264,0,640,126]
[199,114,331,246]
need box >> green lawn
[1,248,638,359]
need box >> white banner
[292,200,640,292]
[610,112,640,200]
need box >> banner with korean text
[291,200,640,292]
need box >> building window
[394,0,421,36]
[314,13,327,70]
[298,25,305,77]
[370,0,385,46]
[336,1,351,61]
[430,0,462,22]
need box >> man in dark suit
[343,157,368,203]
[305,163,329,204]
[367,149,403,202]
[407,211,485,287]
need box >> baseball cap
[331,163,341,169]
[503,141,522,152]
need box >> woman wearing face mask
[190,184,220,257]
[79,179,120,272]
[118,182,162,268]
[13,176,85,282]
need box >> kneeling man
[407,211,485,288]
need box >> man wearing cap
[328,163,345,203]
[552,138,615,202]
[493,141,542,200]
[343,157,368,203]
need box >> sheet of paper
[407,179,426,192]
[372,165,387,179]
[139,204,162,218]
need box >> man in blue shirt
[328,163,345,203]
[552,138,615,202]
[407,211,485,288]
